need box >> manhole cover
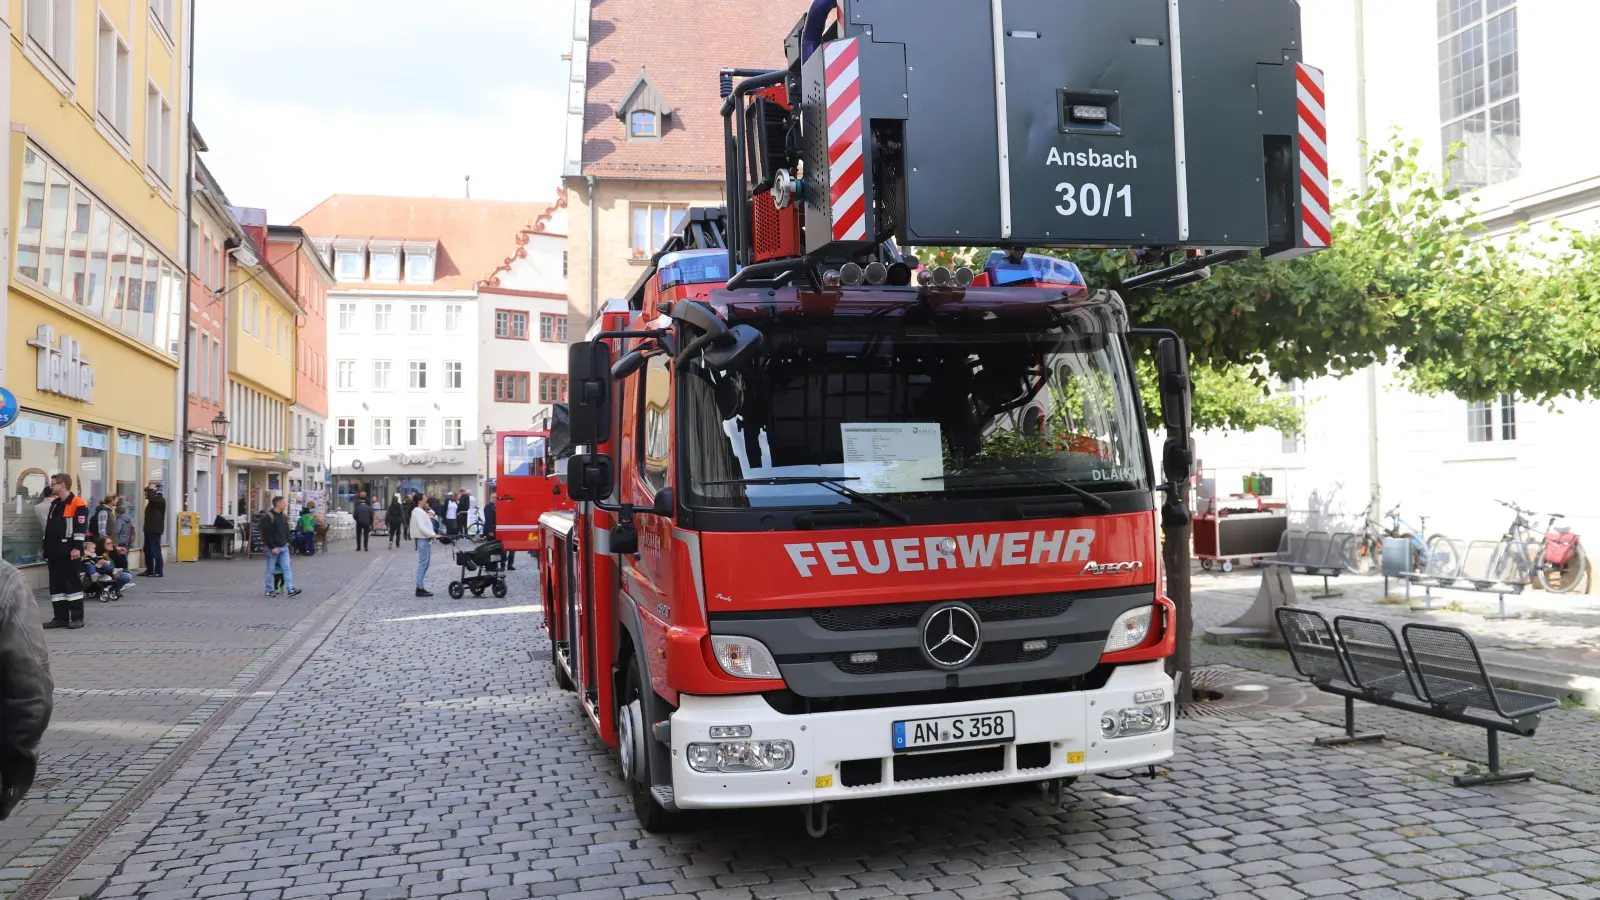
[1180,667,1279,718]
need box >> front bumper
[668,661,1173,809]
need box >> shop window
[149,439,171,547]
[78,423,111,524]
[3,411,68,566]
[115,433,143,528]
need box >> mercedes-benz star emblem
[919,603,983,670]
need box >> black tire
[1200,559,1213,571]
[447,582,465,600]
[621,659,678,833]
[491,582,508,599]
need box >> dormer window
[630,110,658,139]
[332,239,365,282]
[618,67,671,141]
[403,241,437,283]
[368,240,401,282]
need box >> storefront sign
[27,325,96,403]
[389,452,461,467]
[0,388,19,428]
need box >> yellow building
[4,0,189,576]
[223,223,303,519]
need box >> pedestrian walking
[260,497,301,597]
[41,474,89,630]
[114,502,135,549]
[0,557,53,821]
[410,494,440,597]
[353,493,374,551]
[484,495,516,570]
[140,484,165,578]
[444,493,460,538]
[386,494,405,548]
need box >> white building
[477,194,572,446]
[296,194,567,507]
[1199,0,1600,550]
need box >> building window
[1439,0,1519,188]
[630,204,689,258]
[1467,393,1517,443]
[373,418,392,448]
[405,249,435,283]
[337,302,356,331]
[1280,379,1306,454]
[150,0,174,36]
[336,417,356,448]
[494,371,530,403]
[409,303,426,331]
[408,418,427,448]
[96,17,132,140]
[372,359,392,390]
[495,309,529,340]
[630,110,659,139]
[445,361,463,390]
[539,374,570,405]
[562,250,568,278]
[540,313,569,343]
[444,303,462,332]
[409,361,428,390]
[211,338,222,401]
[373,302,392,331]
[335,249,363,281]
[442,418,463,449]
[336,359,355,390]
[145,84,173,186]
[187,324,199,395]
[370,249,400,281]
[26,0,75,82]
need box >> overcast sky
[194,0,578,221]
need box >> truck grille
[811,594,1074,631]
[833,638,1060,675]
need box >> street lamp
[306,424,318,452]
[211,412,230,441]
[481,426,495,488]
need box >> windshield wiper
[702,476,912,524]
[927,469,1114,511]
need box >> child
[295,506,318,556]
[81,537,132,601]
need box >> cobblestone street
[2,556,1596,900]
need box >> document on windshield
[841,423,945,493]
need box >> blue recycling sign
[0,388,19,429]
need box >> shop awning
[230,458,293,472]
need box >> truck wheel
[621,660,678,833]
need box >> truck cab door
[621,353,676,695]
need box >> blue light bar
[659,249,731,290]
[985,251,1087,288]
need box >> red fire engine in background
[539,0,1327,832]
[491,428,572,553]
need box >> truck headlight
[1103,605,1153,654]
[1099,702,1171,738]
[709,635,781,679]
[686,740,795,773]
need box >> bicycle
[1345,501,1435,576]
[1489,500,1589,594]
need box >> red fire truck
[541,0,1327,832]
[492,428,572,553]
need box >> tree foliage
[926,138,1600,431]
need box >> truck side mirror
[650,486,675,519]
[1156,337,1192,434]
[565,453,615,503]
[568,342,614,445]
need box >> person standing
[140,485,165,578]
[455,492,471,537]
[352,493,374,551]
[484,495,515,571]
[41,474,90,629]
[386,494,405,548]
[410,494,439,597]
[443,493,460,539]
[114,502,135,550]
[87,497,114,542]
[1,557,53,820]
[261,497,301,597]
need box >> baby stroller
[448,536,508,599]
[80,569,124,603]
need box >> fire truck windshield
[683,318,1150,515]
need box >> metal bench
[1263,530,1353,599]
[1397,537,1533,618]
[1276,608,1558,786]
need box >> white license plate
[892,711,1015,752]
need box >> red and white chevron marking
[1296,62,1330,248]
[824,38,867,243]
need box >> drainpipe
[586,174,599,330]
[1355,0,1381,526]
[178,0,198,540]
